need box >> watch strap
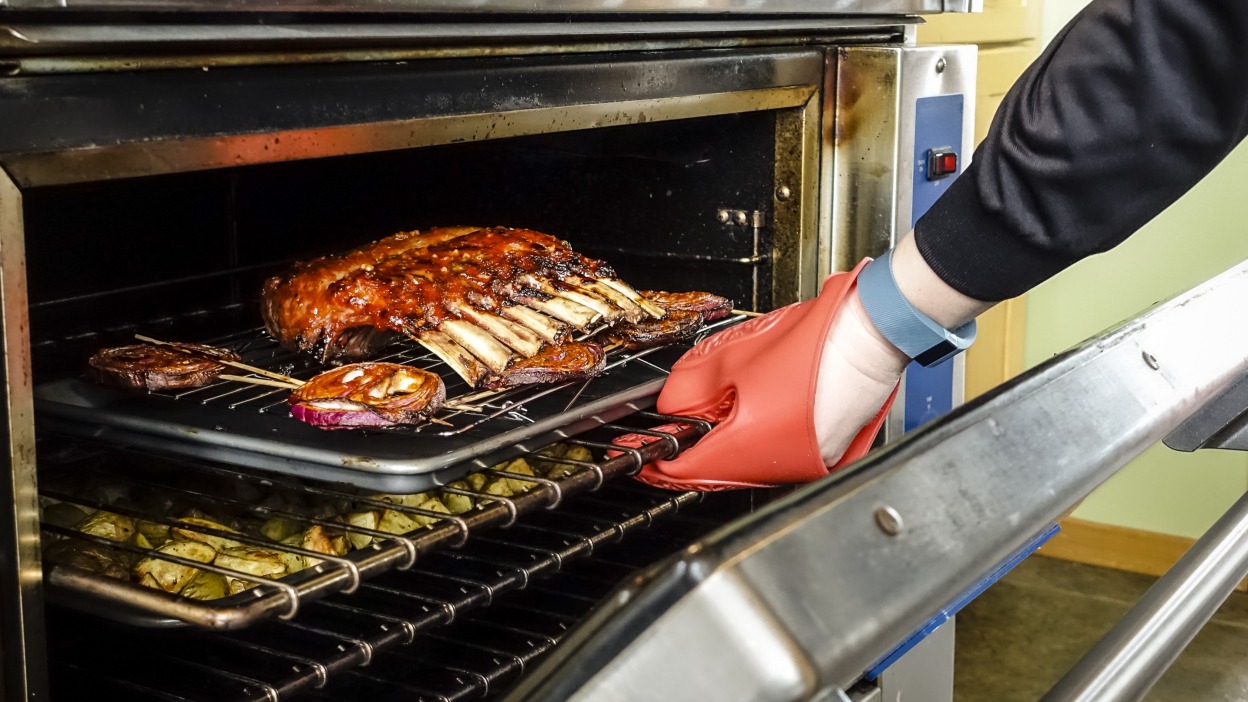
[857,249,976,367]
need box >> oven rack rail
[41,412,708,631]
[49,482,715,702]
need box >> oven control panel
[904,93,965,432]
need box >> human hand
[633,259,903,491]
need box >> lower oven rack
[34,314,747,493]
[48,481,727,702]
[40,412,708,631]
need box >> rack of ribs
[261,226,731,389]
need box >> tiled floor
[955,555,1248,702]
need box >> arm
[819,0,1248,464]
[918,0,1248,301]
[647,0,1248,488]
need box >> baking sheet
[34,318,739,493]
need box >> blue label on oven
[904,94,964,432]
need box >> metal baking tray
[35,315,742,493]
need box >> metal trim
[770,69,823,307]
[4,85,815,187]
[0,20,912,62]
[1,0,966,14]
[0,166,46,702]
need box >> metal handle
[1043,489,1248,702]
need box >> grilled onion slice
[641,290,733,321]
[88,342,240,391]
[288,362,446,430]
[607,308,705,350]
[487,341,607,389]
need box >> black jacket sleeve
[915,0,1248,302]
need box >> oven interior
[28,111,778,376]
[29,112,791,701]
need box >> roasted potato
[493,458,537,494]
[75,510,136,543]
[215,546,288,595]
[260,516,301,543]
[172,517,243,551]
[181,571,229,601]
[134,540,218,594]
[441,484,475,515]
[345,510,380,550]
[43,502,93,530]
[44,540,132,580]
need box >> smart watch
[857,249,976,367]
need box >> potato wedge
[172,517,243,551]
[75,511,136,543]
[134,540,217,594]
[181,571,229,601]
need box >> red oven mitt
[633,259,896,491]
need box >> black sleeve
[914,0,1248,302]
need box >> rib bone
[450,303,544,357]
[596,277,667,319]
[565,276,646,323]
[439,319,514,374]
[519,274,622,323]
[415,331,491,388]
[499,305,570,344]
[521,295,601,330]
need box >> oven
[0,5,992,701]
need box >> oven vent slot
[48,482,722,702]
[40,413,707,631]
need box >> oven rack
[41,413,708,631]
[155,322,688,439]
[35,314,747,492]
[48,482,724,702]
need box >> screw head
[935,57,947,74]
[874,505,904,536]
[733,210,749,226]
[717,209,732,224]
[1142,350,1160,370]
[776,185,793,202]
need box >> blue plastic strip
[903,360,955,432]
[863,523,1062,680]
[902,93,963,433]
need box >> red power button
[927,147,958,180]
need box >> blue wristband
[857,249,976,367]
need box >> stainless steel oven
[0,4,1017,701]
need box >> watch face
[915,339,958,367]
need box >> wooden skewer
[731,309,765,317]
[135,334,305,386]
[218,373,302,390]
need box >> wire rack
[48,481,736,702]
[34,314,746,492]
[40,413,710,631]
[158,322,705,437]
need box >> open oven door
[504,260,1248,702]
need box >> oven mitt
[634,258,897,491]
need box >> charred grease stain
[833,49,899,149]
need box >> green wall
[1019,0,1248,537]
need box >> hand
[635,259,903,491]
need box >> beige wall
[1021,0,1248,537]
